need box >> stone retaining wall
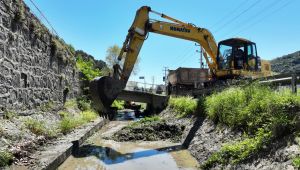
[0,0,80,115]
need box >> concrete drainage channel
[33,118,109,170]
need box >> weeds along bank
[166,84,300,169]
[0,98,99,167]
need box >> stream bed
[58,112,199,170]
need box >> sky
[24,0,300,85]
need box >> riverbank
[0,99,107,169]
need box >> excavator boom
[90,6,270,113]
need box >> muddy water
[59,114,199,170]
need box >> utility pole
[195,43,204,68]
[151,76,154,93]
[163,67,168,92]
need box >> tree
[105,45,140,75]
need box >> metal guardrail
[259,72,300,94]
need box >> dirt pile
[112,119,184,142]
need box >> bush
[168,96,198,117]
[0,150,13,167]
[111,100,125,110]
[205,84,300,133]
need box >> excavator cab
[217,38,261,78]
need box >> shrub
[168,96,198,117]
[111,100,125,110]
[0,150,13,167]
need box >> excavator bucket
[90,76,124,113]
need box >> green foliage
[205,84,300,133]
[64,99,78,109]
[59,109,98,134]
[202,129,272,169]
[168,96,198,117]
[105,45,140,75]
[81,110,98,122]
[76,56,102,81]
[0,150,13,167]
[3,110,16,120]
[40,101,54,112]
[128,116,162,128]
[24,118,58,138]
[59,116,82,134]
[293,156,300,169]
[111,100,125,110]
[77,98,92,111]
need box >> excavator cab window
[217,38,260,71]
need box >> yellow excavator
[90,6,271,113]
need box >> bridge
[117,90,169,113]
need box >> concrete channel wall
[0,0,80,115]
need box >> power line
[231,0,295,36]
[210,0,249,29]
[28,0,59,36]
[213,0,262,34]
[222,0,285,38]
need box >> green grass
[202,83,300,167]
[3,110,16,120]
[202,129,272,169]
[0,150,13,167]
[128,116,162,128]
[40,101,54,112]
[64,99,77,109]
[168,96,198,117]
[111,100,125,110]
[24,118,58,138]
[59,109,98,134]
[205,84,300,133]
[293,156,300,169]
[77,98,92,111]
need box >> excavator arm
[117,6,219,83]
[91,6,221,113]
